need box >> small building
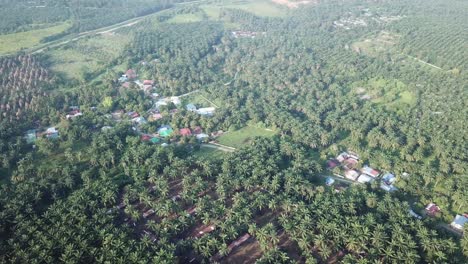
[450,215,468,231]
[196,107,215,116]
[409,209,422,220]
[126,69,137,79]
[344,169,360,181]
[196,133,209,141]
[186,103,197,112]
[118,75,128,82]
[170,96,181,105]
[325,177,335,186]
[179,128,192,136]
[149,113,163,121]
[141,134,152,141]
[66,110,83,120]
[382,173,396,185]
[158,125,173,137]
[25,129,37,144]
[150,137,160,144]
[357,174,373,183]
[127,111,140,119]
[336,152,348,162]
[425,203,441,217]
[143,80,154,86]
[361,165,380,178]
[132,116,147,125]
[380,182,398,192]
[327,159,339,169]
[45,127,59,139]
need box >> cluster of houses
[327,151,398,191]
[119,69,156,94]
[25,126,59,143]
[231,31,266,39]
[186,103,215,117]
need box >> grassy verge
[0,22,71,55]
[217,126,276,147]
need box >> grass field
[201,0,286,18]
[217,126,276,147]
[167,13,204,24]
[196,146,226,159]
[47,33,131,80]
[0,22,71,55]
[352,31,400,57]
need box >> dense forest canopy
[0,0,467,263]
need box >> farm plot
[352,31,400,57]
[0,22,71,55]
[46,32,131,80]
[217,126,277,148]
[201,0,286,18]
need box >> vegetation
[0,0,467,263]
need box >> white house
[451,215,468,231]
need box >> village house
[149,113,163,121]
[450,214,468,232]
[196,107,215,116]
[357,174,374,183]
[25,129,37,144]
[196,133,209,141]
[125,69,137,79]
[381,173,398,192]
[425,203,441,217]
[66,109,83,120]
[132,116,147,126]
[158,125,173,137]
[361,165,380,178]
[45,127,59,139]
[336,151,359,169]
[179,128,192,137]
[143,80,154,86]
[327,159,339,169]
[325,177,335,186]
[344,169,360,181]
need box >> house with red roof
[361,165,380,178]
[126,69,137,79]
[143,80,154,85]
[425,203,441,217]
[179,128,192,136]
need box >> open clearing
[167,13,205,24]
[201,0,286,18]
[217,126,276,148]
[352,31,400,57]
[47,33,131,80]
[0,22,71,55]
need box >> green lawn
[201,0,286,18]
[167,13,204,24]
[47,33,131,80]
[195,146,226,159]
[217,126,277,147]
[0,22,71,55]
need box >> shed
[344,169,360,181]
[325,177,335,186]
[451,215,468,231]
[425,203,441,217]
